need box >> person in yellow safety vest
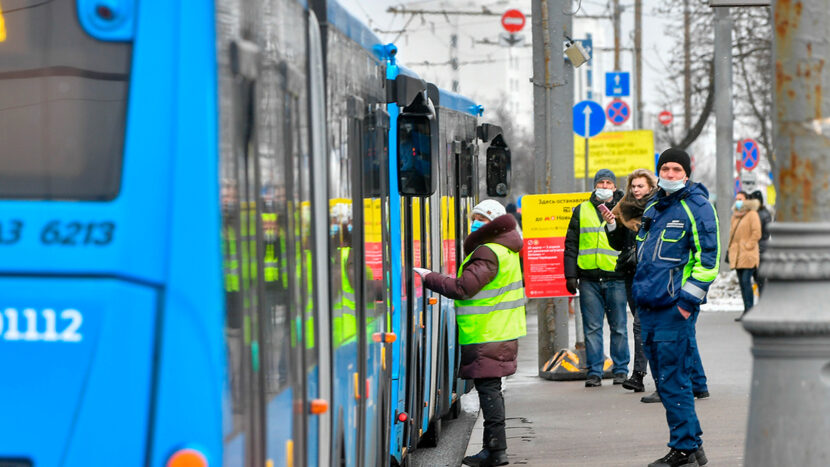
[563,168,630,389]
[414,199,525,467]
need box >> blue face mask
[658,178,686,194]
[471,220,486,232]
[735,200,744,210]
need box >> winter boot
[585,375,602,387]
[622,371,646,392]
[694,444,708,465]
[462,448,509,466]
[641,391,661,403]
[648,448,700,467]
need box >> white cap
[472,199,506,221]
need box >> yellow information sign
[574,129,655,179]
[523,193,591,239]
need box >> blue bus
[0,0,512,465]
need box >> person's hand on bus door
[413,267,432,278]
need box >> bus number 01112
[1,308,83,343]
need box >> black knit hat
[657,148,692,176]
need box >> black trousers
[475,377,507,452]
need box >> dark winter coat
[424,214,524,379]
[757,205,772,254]
[564,190,627,281]
[607,187,658,276]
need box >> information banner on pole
[574,130,655,179]
[522,193,591,298]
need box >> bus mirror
[486,143,511,197]
[397,115,435,196]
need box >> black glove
[566,278,579,295]
[615,247,636,274]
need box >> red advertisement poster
[522,193,591,298]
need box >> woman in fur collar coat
[729,191,762,317]
[604,169,658,397]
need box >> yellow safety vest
[455,243,527,345]
[576,201,620,272]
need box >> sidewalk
[465,308,752,466]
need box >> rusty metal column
[742,0,830,465]
[532,0,573,370]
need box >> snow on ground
[702,270,746,312]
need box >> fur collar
[611,188,657,232]
[463,214,521,256]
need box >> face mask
[735,200,744,210]
[471,220,486,232]
[658,178,686,194]
[595,188,614,200]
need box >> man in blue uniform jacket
[633,148,719,467]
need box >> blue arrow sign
[741,138,760,171]
[605,72,630,97]
[573,100,606,138]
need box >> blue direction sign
[573,100,606,138]
[606,71,630,97]
[741,138,760,171]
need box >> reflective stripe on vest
[576,201,620,272]
[455,243,527,345]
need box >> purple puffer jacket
[424,214,523,379]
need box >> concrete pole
[613,0,621,71]
[531,0,573,370]
[634,0,642,129]
[714,7,733,270]
[683,0,692,132]
[743,0,830,464]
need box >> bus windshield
[0,0,132,200]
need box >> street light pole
[743,0,830,464]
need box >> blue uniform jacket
[632,182,720,312]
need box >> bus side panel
[149,0,225,464]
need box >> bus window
[0,0,131,200]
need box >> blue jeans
[737,268,755,312]
[579,279,629,377]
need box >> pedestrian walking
[748,190,772,296]
[632,148,719,467]
[414,199,526,467]
[728,191,762,321]
[564,169,630,388]
[602,169,657,394]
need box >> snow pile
[701,270,745,312]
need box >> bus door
[221,37,266,467]
[397,91,436,449]
[363,103,393,465]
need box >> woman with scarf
[601,168,657,396]
[728,191,762,320]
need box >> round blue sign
[741,139,760,171]
[573,100,606,138]
[606,99,630,126]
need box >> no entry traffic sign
[606,99,630,126]
[501,9,526,34]
[740,138,760,171]
[658,110,673,126]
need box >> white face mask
[595,188,614,200]
[658,178,686,194]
